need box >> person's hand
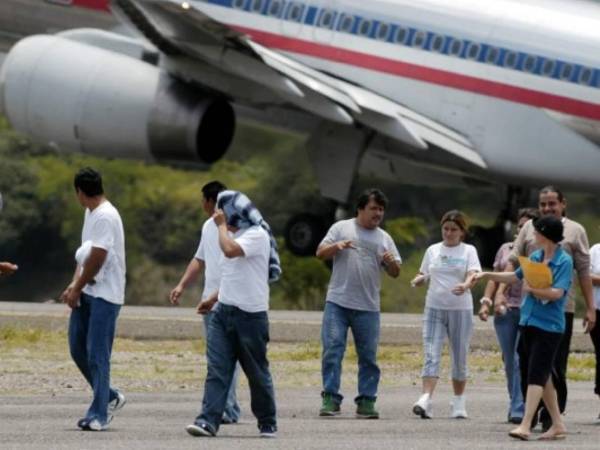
[382,251,396,266]
[452,283,468,295]
[478,305,489,322]
[213,209,226,227]
[410,274,427,287]
[196,298,216,315]
[60,283,81,309]
[494,292,508,315]
[336,240,355,252]
[169,285,183,306]
[0,262,18,275]
[583,308,596,334]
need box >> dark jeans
[538,312,573,424]
[321,302,380,403]
[590,309,600,396]
[68,293,121,424]
[195,303,276,434]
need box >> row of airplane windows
[220,0,599,88]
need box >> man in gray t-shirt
[316,188,401,419]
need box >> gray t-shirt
[320,218,402,312]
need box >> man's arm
[197,290,219,315]
[60,247,107,309]
[579,274,596,332]
[169,258,205,305]
[213,209,244,258]
[382,251,401,278]
[316,241,354,260]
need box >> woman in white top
[411,210,481,419]
[590,241,600,419]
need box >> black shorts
[519,325,563,387]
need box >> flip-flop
[538,433,566,441]
[508,430,530,441]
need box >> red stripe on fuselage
[71,0,110,12]
[232,25,600,121]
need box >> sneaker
[412,393,433,419]
[355,398,379,419]
[221,413,238,425]
[319,393,341,417]
[87,419,108,431]
[259,424,277,438]
[450,395,468,419]
[107,391,126,423]
[185,422,215,437]
[77,417,91,430]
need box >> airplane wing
[113,0,487,169]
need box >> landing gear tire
[284,214,327,256]
[467,224,507,268]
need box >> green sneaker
[356,398,379,419]
[319,394,341,416]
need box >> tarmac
[1,385,599,449]
[0,301,595,351]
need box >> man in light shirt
[59,168,126,431]
[185,190,279,439]
[170,180,241,424]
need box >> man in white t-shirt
[59,168,126,432]
[169,180,241,424]
[185,191,278,439]
[316,188,402,419]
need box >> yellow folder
[518,256,553,289]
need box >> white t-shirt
[420,242,481,310]
[194,218,222,301]
[218,226,270,313]
[590,243,600,310]
[78,201,126,305]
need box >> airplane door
[280,0,305,37]
[312,1,337,43]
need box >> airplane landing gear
[284,213,328,256]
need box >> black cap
[533,215,564,244]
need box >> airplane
[2,0,600,264]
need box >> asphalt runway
[1,384,599,449]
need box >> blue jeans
[321,302,380,403]
[494,308,524,419]
[196,303,276,434]
[68,293,121,424]
[203,310,241,422]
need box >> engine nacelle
[0,34,235,164]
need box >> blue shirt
[515,246,573,333]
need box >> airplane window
[394,26,408,44]
[412,31,427,48]
[449,38,462,56]
[560,63,573,80]
[579,67,593,85]
[358,19,372,36]
[251,0,263,12]
[287,3,304,22]
[376,23,390,41]
[431,35,444,52]
[542,59,555,77]
[339,14,354,33]
[486,47,499,64]
[466,43,480,60]
[268,0,284,16]
[504,51,517,68]
[318,9,335,29]
[523,55,536,73]
[233,0,246,9]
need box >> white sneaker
[107,391,126,423]
[450,395,468,419]
[87,419,108,431]
[412,393,433,419]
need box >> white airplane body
[2,0,600,254]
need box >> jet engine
[0,35,235,164]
